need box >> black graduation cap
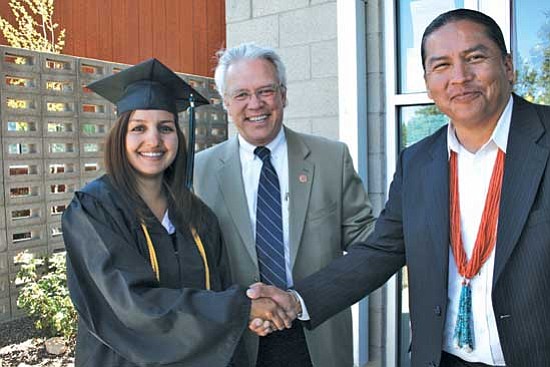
[87,58,210,189]
[86,58,209,115]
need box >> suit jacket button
[253,277,259,282]
[428,362,437,367]
[433,305,442,316]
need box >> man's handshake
[247,283,302,336]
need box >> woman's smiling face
[125,109,178,179]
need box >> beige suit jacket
[194,127,375,367]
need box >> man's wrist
[286,289,303,318]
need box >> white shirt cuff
[288,289,310,321]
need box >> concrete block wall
[225,1,389,366]
[225,0,339,139]
[0,46,227,322]
[364,1,388,364]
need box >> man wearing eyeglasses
[194,43,376,367]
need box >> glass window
[400,105,448,149]
[513,2,550,105]
[397,0,464,93]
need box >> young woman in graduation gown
[62,59,286,366]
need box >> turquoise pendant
[453,281,474,352]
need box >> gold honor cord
[141,223,160,281]
[191,228,211,290]
[140,223,211,290]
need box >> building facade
[0,0,226,77]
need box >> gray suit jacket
[194,127,375,367]
[295,95,550,366]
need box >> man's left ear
[221,97,230,112]
[281,86,288,107]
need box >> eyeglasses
[226,84,283,104]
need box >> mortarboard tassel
[185,94,196,191]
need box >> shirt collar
[238,127,286,161]
[447,95,513,157]
[161,210,175,234]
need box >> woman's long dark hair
[104,110,212,239]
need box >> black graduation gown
[62,176,251,366]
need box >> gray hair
[214,43,287,97]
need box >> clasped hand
[247,282,301,336]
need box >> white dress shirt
[442,96,513,366]
[161,211,175,234]
[238,128,294,287]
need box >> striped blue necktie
[254,146,287,289]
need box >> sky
[514,2,549,66]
